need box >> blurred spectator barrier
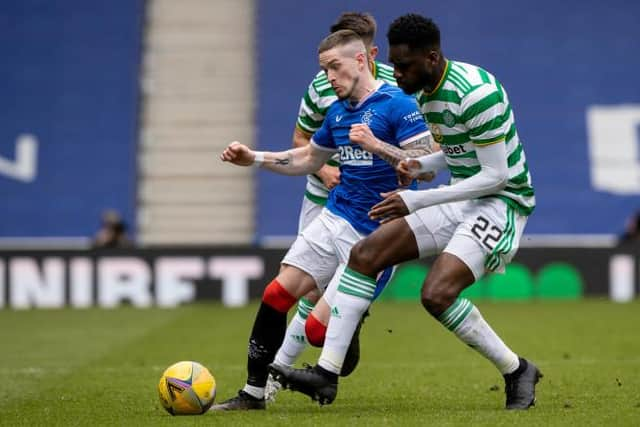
[0,246,638,309]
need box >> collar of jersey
[427,59,451,96]
[345,80,386,110]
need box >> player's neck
[349,75,381,105]
[425,58,448,94]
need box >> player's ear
[368,45,379,60]
[428,48,440,64]
[356,51,368,70]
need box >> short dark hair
[330,12,376,45]
[318,29,364,54]
[387,13,440,50]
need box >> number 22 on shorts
[470,216,503,250]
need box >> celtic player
[270,14,542,410]
[270,12,398,390]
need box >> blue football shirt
[311,83,430,234]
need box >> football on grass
[158,361,216,415]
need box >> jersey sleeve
[391,95,431,146]
[296,73,336,135]
[462,84,510,146]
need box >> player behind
[269,13,542,410]
[269,12,400,397]
[211,29,432,410]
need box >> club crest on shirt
[361,109,374,126]
[442,109,456,127]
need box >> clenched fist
[220,141,255,166]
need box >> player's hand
[396,164,414,187]
[396,171,412,187]
[397,158,421,177]
[369,190,410,223]
[317,164,340,190]
[349,123,379,152]
[396,158,420,186]
[397,158,436,184]
[220,141,255,166]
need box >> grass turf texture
[1,300,639,426]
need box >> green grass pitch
[1,300,639,426]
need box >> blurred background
[1,0,639,308]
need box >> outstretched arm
[369,142,509,222]
[220,141,334,176]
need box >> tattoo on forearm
[274,157,290,166]
[374,136,433,167]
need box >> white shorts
[297,196,325,234]
[405,197,528,280]
[286,207,397,299]
[284,208,363,291]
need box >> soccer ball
[158,361,216,415]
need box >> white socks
[242,384,265,399]
[318,267,375,374]
[439,298,519,374]
[273,311,308,367]
[310,266,521,377]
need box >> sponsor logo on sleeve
[403,111,423,123]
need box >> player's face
[320,47,363,100]
[388,44,436,94]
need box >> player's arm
[397,150,448,177]
[220,141,334,176]
[369,142,508,222]
[293,126,340,189]
[349,95,437,181]
[349,124,434,168]
[349,124,437,183]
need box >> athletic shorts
[283,208,394,299]
[297,196,325,234]
[405,197,527,280]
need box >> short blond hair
[318,29,365,54]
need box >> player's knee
[303,288,321,305]
[305,313,327,347]
[421,278,458,317]
[349,240,381,276]
[262,279,297,313]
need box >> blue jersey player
[213,29,433,411]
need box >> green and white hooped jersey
[416,60,535,216]
[297,61,396,205]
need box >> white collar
[349,80,385,110]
